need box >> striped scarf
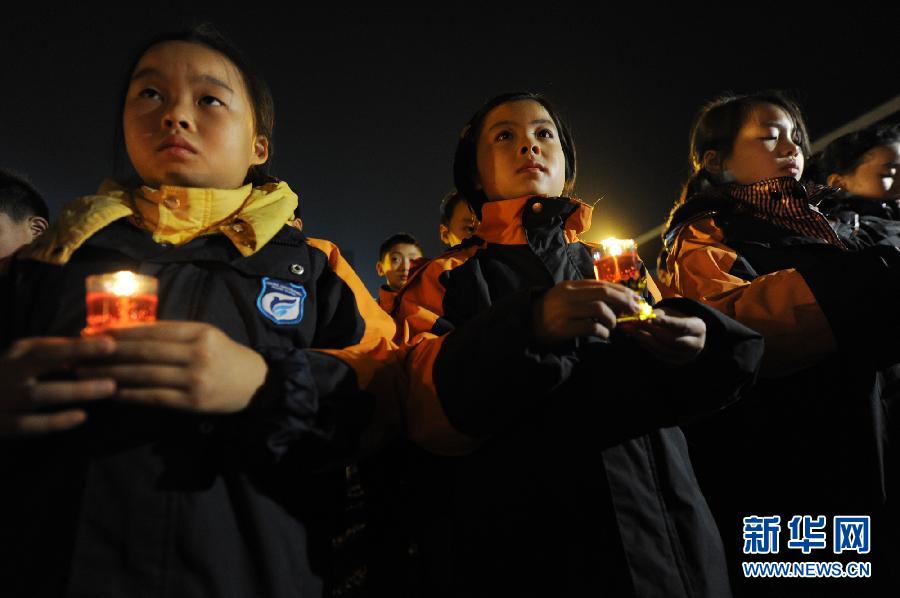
[724,177,846,249]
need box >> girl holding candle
[0,25,398,597]
[391,91,764,597]
[658,91,900,595]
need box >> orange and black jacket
[0,216,397,597]
[660,177,900,590]
[393,195,763,597]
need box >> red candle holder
[590,238,655,323]
[83,271,158,336]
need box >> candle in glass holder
[83,271,158,335]
[592,238,645,292]
[589,238,655,322]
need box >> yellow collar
[25,180,299,264]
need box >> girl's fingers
[102,340,195,365]
[116,388,199,411]
[642,323,696,349]
[631,328,701,365]
[646,318,706,353]
[10,337,116,376]
[104,322,205,342]
[651,310,706,338]
[570,318,612,340]
[651,314,700,335]
[77,365,192,389]
[0,410,88,436]
[631,332,684,362]
[580,286,640,313]
[569,300,618,327]
[27,379,117,404]
[593,302,619,331]
[588,321,613,340]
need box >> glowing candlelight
[598,237,630,256]
[588,238,655,322]
[83,271,158,335]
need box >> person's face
[707,103,805,185]
[440,200,479,247]
[0,212,43,260]
[830,143,900,200]
[376,243,423,291]
[123,41,268,189]
[475,100,567,202]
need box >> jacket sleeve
[400,289,582,455]
[232,238,402,468]
[660,216,900,376]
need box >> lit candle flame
[599,237,634,257]
[109,271,140,297]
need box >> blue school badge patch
[256,277,307,325]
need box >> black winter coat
[394,195,764,597]
[0,218,395,598]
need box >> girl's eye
[200,96,224,107]
[537,128,555,139]
[495,131,511,142]
[138,88,161,100]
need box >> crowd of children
[1,22,898,598]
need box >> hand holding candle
[77,321,268,414]
[80,273,264,413]
[619,305,707,365]
[533,279,641,345]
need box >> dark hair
[453,91,576,212]
[378,233,423,261]
[0,169,49,222]
[113,23,276,186]
[677,90,810,204]
[439,190,473,226]
[819,123,900,179]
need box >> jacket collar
[377,285,397,313]
[477,196,593,245]
[24,180,299,265]
[664,177,845,250]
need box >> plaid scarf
[724,177,846,249]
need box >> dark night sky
[2,8,897,293]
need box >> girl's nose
[164,117,190,130]
[520,145,540,156]
[161,102,192,131]
[163,115,191,131]
[782,138,800,156]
